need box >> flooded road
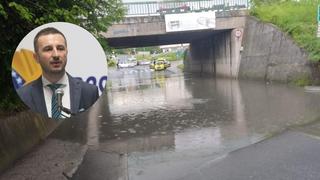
[71,63,320,180]
[2,62,320,180]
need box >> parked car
[128,57,138,66]
[149,60,156,69]
[150,59,168,71]
[154,60,166,71]
[156,58,171,68]
[164,60,171,68]
[138,60,151,65]
[118,59,135,68]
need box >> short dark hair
[33,27,67,53]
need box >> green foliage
[0,4,6,18]
[155,52,178,61]
[114,46,162,55]
[135,54,152,61]
[291,75,312,86]
[8,2,33,21]
[176,50,184,59]
[113,48,127,54]
[135,46,162,54]
[250,0,320,62]
[108,60,117,67]
[0,1,125,113]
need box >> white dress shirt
[42,73,71,118]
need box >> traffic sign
[235,29,242,38]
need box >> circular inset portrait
[12,22,107,119]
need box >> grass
[291,75,313,86]
[251,0,320,62]
[135,54,152,61]
[155,52,178,61]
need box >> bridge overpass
[103,0,249,78]
[103,10,247,48]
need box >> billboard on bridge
[165,11,216,32]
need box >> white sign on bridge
[165,11,216,32]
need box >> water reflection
[49,66,320,180]
[107,70,192,115]
[95,67,320,148]
[174,127,221,152]
[96,68,320,179]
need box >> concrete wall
[239,16,311,82]
[185,16,311,81]
[185,28,244,78]
[103,11,248,38]
[214,31,232,77]
[185,36,215,75]
[0,111,57,173]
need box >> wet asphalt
[2,61,320,180]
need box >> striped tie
[47,84,62,119]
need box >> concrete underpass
[104,10,247,78]
[2,4,318,180]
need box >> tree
[0,1,125,113]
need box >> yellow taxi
[154,60,166,71]
[150,58,170,71]
[158,58,170,68]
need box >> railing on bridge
[123,0,250,16]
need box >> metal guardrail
[123,0,250,16]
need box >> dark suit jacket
[17,74,99,117]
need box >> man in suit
[17,27,99,119]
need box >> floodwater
[70,63,320,180]
[3,62,320,180]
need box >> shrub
[135,54,152,61]
[108,60,117,67]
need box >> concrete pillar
[186,29,243,78]
[214,31,232,78]
[231,28,244,78]
[186,36,215,76]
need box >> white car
[128,57,138,66]
[118,60,135,68]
